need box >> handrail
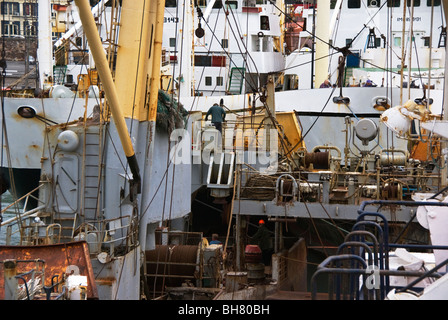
[311,199,448,300]
[1,205,45,227]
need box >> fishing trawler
[1,0,448,301]
[2,1,446,206]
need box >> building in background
[1,0,71,39]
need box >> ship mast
[37,0,53,89]
[74,0,141,191]
[441,0,448,186]
[314,0,330,87]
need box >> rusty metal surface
[0,241,98,300]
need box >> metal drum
[246,263,265,283]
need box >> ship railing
[1,184,47,245]
[1,184,45,217]
[310,255,446,300]
[73,215,138,255]
[310,199,448,300]
[195,119,285,151]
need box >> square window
[225,1,238,9]
[222,39,228,49]
[195,55,212,67]
[408,0,420,6]
[165,0,177,7]
[387,0,400,7]
[260,16,270,31]
[375,37,381,47]
[216,76,223,86]
[348,0,361,8]
[213,0,223,9]
[346,38,353,47]
[205,76,212,86]
[170,38,176,47]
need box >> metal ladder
[227,67,245,94]
[80,127,104,224]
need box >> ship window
[216,76,224,86]
[169,38,176,47]
[387,0,400,7]
[213,0,223,9]
[165,0,177,7]
[330,0,338,9]
[348,0,361,8]
[197,0,207,6]
[260,16,270,30]
[346,38,353,47]
[427,0,440,6]
[195,55,212,66]
[367,0,380,7]
[375,37,381,47]
[205,76,212,86]
[225,1,238,9]
[222,39,228,48]
[408,0,420,6]
[394,36,401,46]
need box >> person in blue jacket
[205,99,226,133]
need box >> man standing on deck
[250,219,272,266]
[205,99,226,133]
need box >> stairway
[227,67,245,94]
[52,216,77,242]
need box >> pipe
[37,0,53,89]
[314,0,330,88]
[440,0,448,186]
[74,0,140,191]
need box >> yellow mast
[74,0,141,189]
[113,0,155,120]
[149,0,167,122]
